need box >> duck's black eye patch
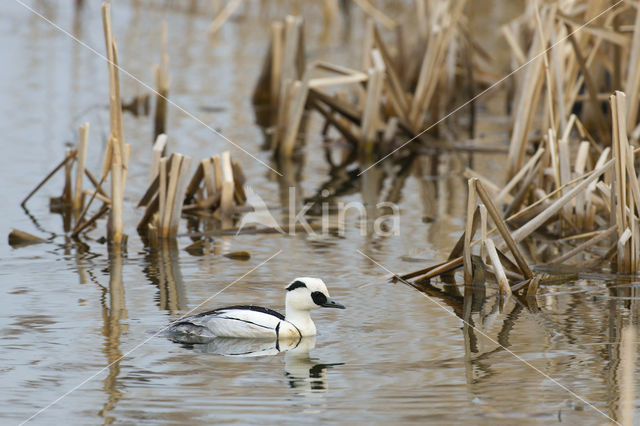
[311,291,327,306]
[287,280,307,291]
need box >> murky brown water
[1,1,638,424]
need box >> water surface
[1,1,637,425]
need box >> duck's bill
[321,298,346,309]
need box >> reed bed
[393,1,640,299]
[12,1,640,312]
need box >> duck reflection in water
[170,335,341,393]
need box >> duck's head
[285,277,346,311]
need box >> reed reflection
[142,239,186,314]
[98,247,127,424]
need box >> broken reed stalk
[475,180,533,279]
[352,0,396,30]
[270,21,284,107]
[611,91,640,272]
[625,8,640,131]
[170,157,192,237]
[154,22,170,142]
[71,173,108,238]
[551,226,618,265]
[161,154,181,236]
[73,123,90,211]
[484,238,512,298]
[220,151,235,217]
[71,204,110,237]
[138,152,194,239]
[208,0,243,36]
[21,150,77,207]
[109,136,124,244]
[463,179,477,284]
[506,5,551,179]
[102,2,126,245]
[360,49,385,156]
[8,229,45,247]
[151,134,167,181]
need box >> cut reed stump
[138,153,192,240]
[153,22,170,142]
[138,150,247,240]
[8,229,45,248]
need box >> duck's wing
[172,306,284,338]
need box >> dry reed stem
[8,229,45,247]
[184,161,204,203]
[549,225,617,265]
[161,154,183,237]
[151,134,167,181]
[506,4,553,178]
[212,154,222,193]
[525,275,540,297]
[502,24,526,65]
[464,169,514,203]
[208,0,243,36]
[82,190,111,205]
[480,204,488,260]
[280,73,310,157]
[496,147,545,205]
[84,169,107,197]
[109,135,124,244]
[625,8,640,129]
[484,238,512,298]
[111,39,124,157]
[533,2,556,133]
[511,159,613,243]
[408,0,466,129]
[476,180,533,279]
[310,100,360,146]
[565,24,610,140]
[21,150,77,207]
[71,204,110,238]
[372,26,409,116]
[231,160,247,204]
[169,156,191,238]
[361,49,385,154]
[154,22,170,140]
[202,158,216,198]
[137,193,159,233]
[220,151,234,216]
[73,123,89,211]
[71,172,107,237]
[464,179,478,283]
[352,0,396,30]
[158,157,168,235]
[281,16,302,87]
[270,21,284,106]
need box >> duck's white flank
[168,277,345,339]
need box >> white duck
[168,277,345,340]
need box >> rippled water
[1,1,638,425]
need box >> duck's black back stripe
[192,305,285,320]
[291,322,302,339]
